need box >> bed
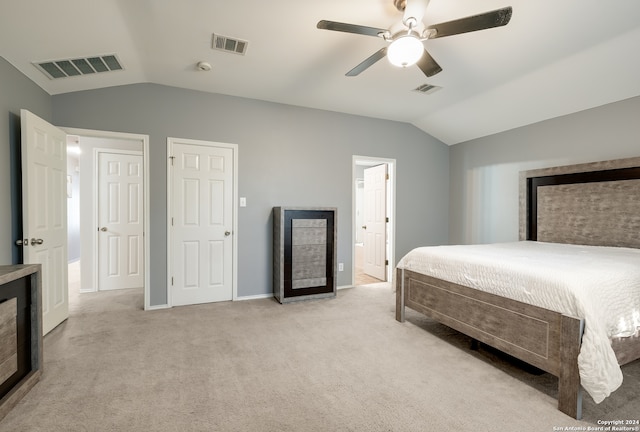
[395,156,640,419]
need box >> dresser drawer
[0,298,17,386]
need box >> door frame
[62,127,151,309]
[94,148,144,292]
[352,155,396,285]
[166,137,239,306]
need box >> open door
[363,164,387,281]
[21,109,68,335]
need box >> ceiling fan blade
[426,6,512,39]
[317,20,386,38]
[416,49,442,77]
[346,47,388,76]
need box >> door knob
[362,225,367,230]
[30,238,44,246]
[15,239,28,246]
[224,231,231,237]
[100,227,108,232]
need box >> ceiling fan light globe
[387,35,423,67]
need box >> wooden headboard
[519,157,640,249]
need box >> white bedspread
[396,241,640,403]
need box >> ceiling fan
[317,0,512,78]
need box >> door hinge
[169,156,175,166]
[385,260,389,266]
[171,217,174,226]
[386,173,389,180]
[171,277,174,286]
[386,217,389,223]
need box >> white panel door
[20,109,68,335]
[363,164,387,281]
[170,140,234,306]
[98,152,144,291]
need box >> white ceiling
[2,0,640,145]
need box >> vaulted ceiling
[2,0,640,144]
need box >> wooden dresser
[273,207,337,303]
[0,265,42,422]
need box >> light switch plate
[240,197,246,207]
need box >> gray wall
[449,95,640,245]
[0,56,52,265]
[7,52,637,306]
[52,83,450,305]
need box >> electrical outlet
[338,263,344,271]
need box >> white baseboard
[238,285,355,301]
[145,288,352,307]
[237,286,354,301]
[145,304,170,311]
[236,293,273,301]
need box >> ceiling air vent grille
[413,83,442,95]
[212,33,248,55]
[34,54,123,80]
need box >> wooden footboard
[396,268,585,419]
[611,333,640,366]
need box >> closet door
[169,138,236,306]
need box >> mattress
[396,241,640,404]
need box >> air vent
[413,83,442,95]
[212,33,248,55]
[34,54,123,80]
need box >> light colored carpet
[1,282,638,431]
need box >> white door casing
[168,138,236,306]
[98,151,144,291]
[21,109,69,335]
[363,164,387,281]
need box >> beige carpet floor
[1,282,638,432]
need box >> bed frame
[396,156,640,419]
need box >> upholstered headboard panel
[519,157,640,248]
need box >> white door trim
[62,127,151,310]
[166,137,238,306]
[352,155,396,286]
